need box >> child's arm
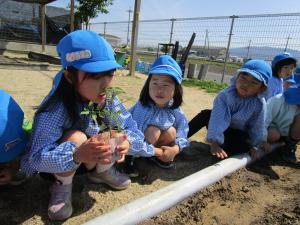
[206,93,231,147]
[21,103,81,174]
[173,108,189,150]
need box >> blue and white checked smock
[21,97,150,175]
[129,101,189,151]
[207,84,267,147]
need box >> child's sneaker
[122,156,139,178]
[48,181,73,221]
[88,166,131,190]
[282,137,298,163]
[149,157,175,169]
[9,171,27,186]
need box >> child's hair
[139,74,183,109]
[272,53,297,78]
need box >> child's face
[278,64,295,78]
[76,70,114,104]
[236,72,265,98]
[149,74,175,108]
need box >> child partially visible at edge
[265,85,300,163]
[0,90,28,186]
[262,52,297,100]
[188,59,272,160]
[125,55,189,175]
[20,30,148,221]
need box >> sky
[49,0,300,23]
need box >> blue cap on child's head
[238,59,272,86]
[271,52,297,68]
[0,90,27,163]
[284,75,296,84]
[149,55,182,84]
[57,30,122,72]
[283,85,300,105]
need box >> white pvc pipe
[83,144,283,225]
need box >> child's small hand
[249,148,260,160]
[159,145,180,162]
[73,135,112,165]
[115,135,130,163]
[154,147,163,157]
[261,142,272,153]
[210,142,228,159]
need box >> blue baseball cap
[38,30,122,111]
[149,55,182,84]
[57,30,121,72]
[238,59,272,86]
[0,90,27,163]
[283,75,296,84]
[283,85,300,105]
[272,52,297,68]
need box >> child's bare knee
[267,128,281,143]
[60,130,87,146]
[145,126,161,145]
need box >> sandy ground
[0,66,299,225]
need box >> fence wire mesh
[0,0,70,44]
[90,13,300,62]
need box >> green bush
[182,79,227,94]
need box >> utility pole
[204,29,210,58]
[284,35,291,52]
[70,0,74,32]
[126,7,132,46]
[246,39,251,59]
[129,0,141,77]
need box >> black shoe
[149,157,175,169]
[122,156,139,178]
[282,137,298,163]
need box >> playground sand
[0,68,299,225]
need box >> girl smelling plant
[20,30,146,221]
[125,55,189,175]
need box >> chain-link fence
[90,13,300,62]
[0,0,70,44]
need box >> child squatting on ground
[188,59,272,160]
[125,55,189,173]
[265,85,300,163]
[0,90,28,186]
[20,30,149,221]
[263,52,297,100]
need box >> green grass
[182,79,228,94]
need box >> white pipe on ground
[83,144,283,225]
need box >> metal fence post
[103,22,107,38]
[169,18,175,43]
[221,15,238,83]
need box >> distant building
[99,33,122,47]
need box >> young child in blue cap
[0,90,28,185]
[262,52,297,100]
[188,59,272,159]
[21,30,148,221]
[265,85,300,163]
[125,55,189,173]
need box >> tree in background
[75,0,113,29]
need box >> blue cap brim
[149,67,182,84]
[238,68,267,86]
[73,60,122,73]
